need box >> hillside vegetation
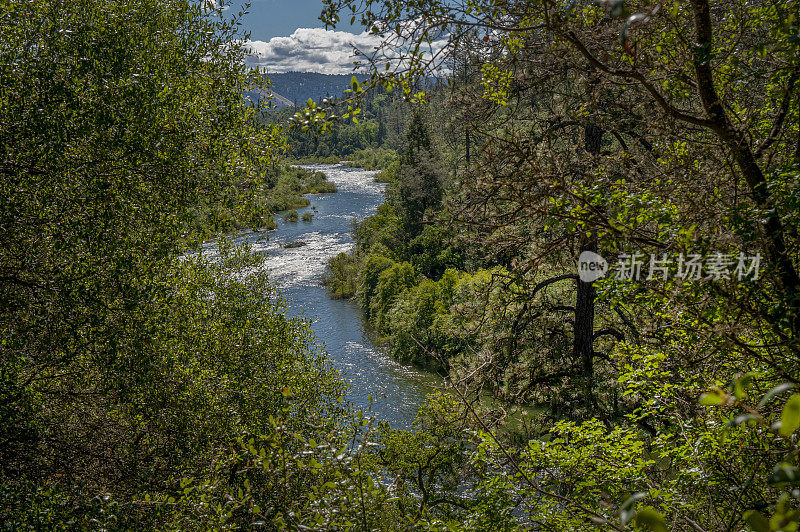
[4,0,800,529]
[318,0,800,528]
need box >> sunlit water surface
[220,164,440,428]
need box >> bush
[356,254,396,317]
[301,211,313,222]
[369,261,417,330]
[385,269,462,368]
[354,203,405,259]
[349,147,398,170]
[408,224,463,279]
[184,165,330,240]
[0,242,345,527]
[262,214,277,230]
[303,170,338,193]
[0,0,356,522]
[374,159,399,183]
[323,252,359,299]
[285,209,299,222]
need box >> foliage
[348,147,399,171]
[354,203,406,259]
[1,242,346,527]
[322,252,360,299]
[370,261,417,330]
[385,270,462,368]
[185,164,337,239]
[0,0,349,525]
[317,0,800,527]
[388,113,445,235]
[355,253,397,317]
[301,168,339,193]
[273,85,410,162]
[8,0,800,527]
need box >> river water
[229,164,440,428]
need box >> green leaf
[780,394,800,436]
[619,492,647,525]
[733,372,756,400]
[634,507,667,532]
[727,414,760,427]
[767,463,800,485]
[700,388,728,405]
[743,510,770,532]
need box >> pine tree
[391,113,444,236]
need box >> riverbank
[289,147,397,172]
[184,165,337,246]
[235,163,441,428]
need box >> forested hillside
[266,72,369,106]
[245,73,371,109]
[262,86,409,166]
[4,0,800,529]
[318,0,800,528]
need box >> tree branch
[754,70,799,159]
[593,327,625,341]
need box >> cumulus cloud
[244,27,450,75]
[244,28,383,74]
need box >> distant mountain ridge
[246,72,369,108]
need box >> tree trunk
[574,243,597,410]
[690,0,800,331]
[584,123,604,155]
[574,119,603,409]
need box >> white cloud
[244,27,450,75]
[244,28,383,74]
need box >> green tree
[0,0,344,524]
[370,261,416,329]
[321,0,800,527]
[390,113,446,235]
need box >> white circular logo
[577,251,608,282]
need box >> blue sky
[232,0,370,74]
[239,0,356,41]
[229,0,448,75]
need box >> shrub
[385,269,462,368]
[356,254,396,316]
[374,160,399,183]
[262,215,277,230]
[369,261,417,330]
[323,252,359,299]
[354,203,404,259]
[303,170,338,193]
[349,147,398,171]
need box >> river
[229,164,440,428]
